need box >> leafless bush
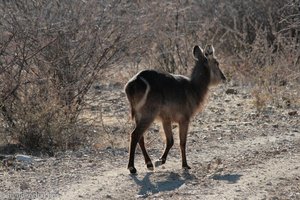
[209,0,300,110]
[0,0,130,152]
[121,1,206,75]
[209,0,299,80]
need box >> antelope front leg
[179,120,191,170]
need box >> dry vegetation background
[0,0,299,154]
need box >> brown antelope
[125,44,226,174]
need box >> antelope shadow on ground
[211,174,242,184]
[130,170,195,198]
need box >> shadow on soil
[0,144,53,156]
[130,170,195,198]
[0,144,24,155]
[211,174,242,184]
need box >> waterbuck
[125,44,226,174]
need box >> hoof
[128,166,137,174]
[183,165,191,170]
[154,158,166,167]
[147,162,154,171]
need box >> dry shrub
[0,0,129,153]
[204,0,300,110]
[121,1,207,76]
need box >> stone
[15,155,33,164]
[226,88,238,95]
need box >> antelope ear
[204,44,215,58]
[193,45,205,61]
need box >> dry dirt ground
[0,81,299,200]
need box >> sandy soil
[1,83,299,200]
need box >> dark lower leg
[128,117,154,174]
[180,142,190,169]
[139,136,153,170]
[128,129,140,174]
[160,120,174,164]
[179,121,191,169]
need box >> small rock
[272,124,279,128]
[20,182,30,190]
[106,146,112,150]
[34,158,45,162]
[75,151,84,158]
[15,155,33,164]
[279,80,287,86]
[270,196,280,200]
[288,111,297,116]
[179,183,187,190]
[226,88,238,95]
[2,156,15,167]
[261,132,267,136]
[91,106,98,111]
[266,182,272,186]
[94,84,102,90]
